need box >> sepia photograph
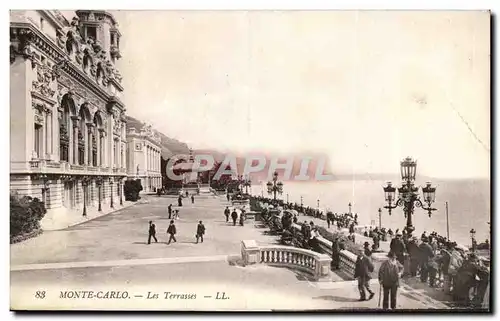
[9,8,491,312]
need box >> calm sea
[250,179,490,246]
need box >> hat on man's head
[364,241,370,246]
[387,251,396,258]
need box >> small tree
[10,194,46,237]
[124,179,144,201]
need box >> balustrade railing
[46,162,61,169]
[70,164,84,170]
[29,160,40,168]
[241,240,331,281]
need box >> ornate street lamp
[267,171,283,201]
[96,176,103,212]
[242,175,252,194]
[119,178,123,206]
[382,157,437,235]
[470,228,477,253]
[109,177,114,209]
[348,202,352,214]
[81,176,90,217]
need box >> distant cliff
[125,115,190,157]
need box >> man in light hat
[379,251,403,310]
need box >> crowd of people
[251,195,490,309]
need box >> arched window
[66,32,74,55]
[59,94,74,162]
[78,108,86,165]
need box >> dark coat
[197,224,205,235]
[378,259,403,287]
[149,224,156,235]
[354,254,374,281]
[231,211,238,220]
[390,238,406,255]
[167,224,177,235]
[407,240,420,258]
[419,242,434,262]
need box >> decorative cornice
[40,10,66,30]
[31,91,57,106]
[109,75,123,91]
[10,21,126,112]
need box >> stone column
[45,111,52,158]
[68,118,74,164]
[72,117,79,164]
[41,115,46,159]
[97,130,101,166]
[54,108,60,161]
[83,123,89,166]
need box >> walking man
[168,204,173,219]
[148,221,158,244]
[231,209,238,226]
[224,206,230,222]
[354,250,375,301]
[196,220,205,244]
[191,195,195,204]
[390,233,406,266]
[167,220,177,244]
[378,251,403,310]
[419,237,435,283]
[178,195,183,207]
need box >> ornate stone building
[126,118,162,193]
[10,10,127,229]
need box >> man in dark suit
[224,206,230,222]
[419,237,435,283]
[167,220,177,244]
[231,209,238,226]
[390,233,406,265]
[148,221,158,244]
[196,221,205,244]
[168,204,173,219]
[355,250,375,301]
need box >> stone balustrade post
[241,240,260,266]
[314,255,332,281]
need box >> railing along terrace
[241,240,331,281]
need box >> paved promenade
[10,194,450,310]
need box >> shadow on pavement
[402,277,454,307]
[312,295,362,303]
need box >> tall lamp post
[470,228,477,253]
[96,176,102,212]
[109,178,114,209]
[266,171,283,201]
[348,202,352,215]
[81,176,89,217]
[119,178,123,205]
[378,208,382,229]
[382,157,437,235]
[242,175,252,194]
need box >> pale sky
[67,10,490,178]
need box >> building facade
[126,121,162,192]
[10,10,127,229]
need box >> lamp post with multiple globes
[267,171,283,202]
[382,157,437,235]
